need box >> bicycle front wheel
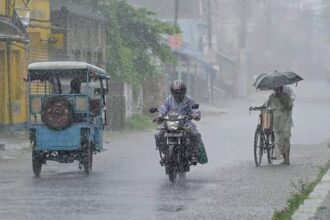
[254,127,264,166]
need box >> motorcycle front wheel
[178,172,186,179]
[168,168,177,182]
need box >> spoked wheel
[32,150,43,177]
[254,127,264,167]
[267,132,275,164]
[83,144,93,174]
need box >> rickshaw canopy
[28,61,110,81]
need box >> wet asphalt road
[0,81,329,220]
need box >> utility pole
[236,0,249,97]
[173,0,182,80]
[207,0,212,49]
[262,0,271,70]
[263,0,271,50]
[92,0,98,10]
[207,0,213,104]
[239,0,247,49]
[6,0,10,16]
[174,0,179,28]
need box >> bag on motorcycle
[197,141,208,164]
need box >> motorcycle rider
[154,80,206,165]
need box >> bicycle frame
[250,107,275,166]
[257,113,274,149]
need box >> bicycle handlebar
[249,106,266,111]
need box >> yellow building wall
[28,0,51,63]
[0,0,28,125]
[0,1,6,15]
[0,0,51,125]
[0,43,8,124]
[0,0,13,16]
[0,43,27,124]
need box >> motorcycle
[150,103,199,182]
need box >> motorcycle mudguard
[168,145,174,157]
[197,141,208,164]
[165,145,175,175]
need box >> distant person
[69,78,85,122]
[263,86,294,165]
[70,78,81,94]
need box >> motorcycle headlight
[166,121,180,131]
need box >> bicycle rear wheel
[267,132,275,164]
[254,127,264,166]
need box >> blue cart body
[27,62,109,176]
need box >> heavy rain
[0,0,330,220]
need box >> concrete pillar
[237,48,248,97]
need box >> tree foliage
[100,0,179,86]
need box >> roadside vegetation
[272,159,330,220]
[126,114,154,130]
[100,0,179,87]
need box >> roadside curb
[292,164,330,220]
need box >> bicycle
[249,106,275,166]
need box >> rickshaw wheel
[32,151,42,177]
[83,145,93,174]
[254,128,264,167]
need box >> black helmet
[170,80,186,103]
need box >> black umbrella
[253,70,303,90]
